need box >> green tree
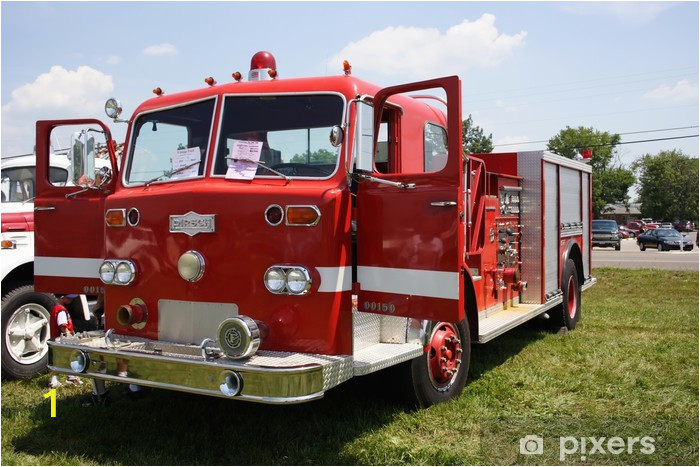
[462,114,493,154]
[289,148,337,164]
[631,149,699,223]
[548,126,635,217]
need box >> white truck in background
[1,153,99,379]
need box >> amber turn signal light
[105,209,126,227]
[285,206,320,226]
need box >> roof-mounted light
[153,87,164,96]
[343,60,352,76]
[249,51,277,81]
[204,77,217,87]
[232,71,242,82]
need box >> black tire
[639,243,646,251]
[551,259,581,331]
[657,243,664,252]
[615,242,621,251]
[409,319,470,408]
[1,283,57,379]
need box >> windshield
[125,99,216,185]
[1,166,67,203]
[592,220,617,230]
[655,229,680,237]
[213,94,344,178]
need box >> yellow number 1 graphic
[44,388,56,417]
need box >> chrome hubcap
[5,303,50,365]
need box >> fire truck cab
[37,52,594,406]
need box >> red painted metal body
[33,67,593,362]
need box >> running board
[478,299,562,343]
[353,342,424,376]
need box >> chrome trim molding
[49,333,353,405]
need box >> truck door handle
[430,201,457,207]
[34,206,56,211]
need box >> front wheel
[409,319,470,408]
[657,243,665,252]
[1,283,57,379]
[639,243,646,251]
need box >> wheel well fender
[562,240,584,285]
[463,270,478,342]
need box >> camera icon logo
[520,435,544,455]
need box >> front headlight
[264,266,312,295]
[115,261,136,284]
[99,261,116,284]
[264,268,286,293]
[286,268,311,294]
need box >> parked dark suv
[592,219,621,250]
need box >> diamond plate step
[478,301,560,343]
[353,342,423,376]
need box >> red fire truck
[36,52,595,406]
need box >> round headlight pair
[264,266,311,295]
[99,260,136,285]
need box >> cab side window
[424,123,448,172]
[375,108,400,174]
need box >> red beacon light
[582,149,593,160]
[343,60,352,76]
[249,51,278,81]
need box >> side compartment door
[355,76,465,323]
[34,120,117,295]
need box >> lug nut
[440,357,447,363]
[441,346,448,351]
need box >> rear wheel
[657,243,665,252]
[551,259,581,330]
[1,283,57,379]
[409,319,470,408]
[615,242,621,251]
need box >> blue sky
[2,1,698,175]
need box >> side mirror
[353,101,374,172]
[70,130,96,188]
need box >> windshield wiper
[144,161,201,187]
[225,157,291,184]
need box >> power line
[570,134,699,149]
[493,126,700,148]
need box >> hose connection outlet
[116,299,148,329]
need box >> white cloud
[493,135,533,152]
[330,14,526,78]
[142,43,179,56]
[561,2,672,24]
[2,65,114,155]
[643,79,699,103]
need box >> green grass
[2,268,698,465]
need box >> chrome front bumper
[49,332,353,404]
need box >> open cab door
[34,119,118,295]
[355,76,464,323]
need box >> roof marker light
[232,71,242,82]
[343,60,352,75]
[153,87,164,96]
[204,77,216,86]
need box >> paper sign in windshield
[226,140,263,180]
[171,147,201,180]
